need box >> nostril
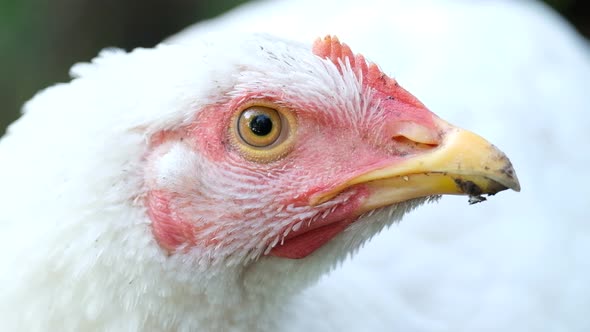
[391,135,438,150]
[388,121,440,146]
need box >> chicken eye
[230,102,297,163]
[238,107,282,147]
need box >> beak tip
[499,159,521,192]
[512,180,521,193]
[496,173,521,194]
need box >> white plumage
[1,0,589,331]
[173,1,590,330]
[173,0,590,331]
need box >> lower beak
[311,121,520,211]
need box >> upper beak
[310,119,520,211]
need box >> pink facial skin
[145,36,441,259]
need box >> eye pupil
[250,114,273,136]
[233,104,296,162]
[236,106,285,149]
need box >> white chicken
[0,0,588,331]
[172,0,590,330]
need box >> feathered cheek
[146,189,218,254]
[144,141,202,191]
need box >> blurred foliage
[547,0,590,39]
[0,0,588,136]
[0,0,248,135]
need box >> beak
[310,120,520,211]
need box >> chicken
[0,24,520,331]
[173,1,590,331]
[0,1,587,331]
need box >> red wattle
[269,221,349,259]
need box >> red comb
[312,36,424,107]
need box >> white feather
[1,0,588,331]
[174,1,590,331]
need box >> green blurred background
[0,0,588,136]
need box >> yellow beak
[310,120,520,211]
